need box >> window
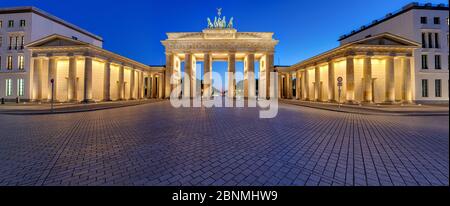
[8,36,12,50]
[435,79,442,97]
[17,79,24,96]
[20,36,24,49]
[7,56,12,70]
[5,79,12,96]
[14,36,18,50]
[422,79,429,97]
[420,17,428,24]
[18,56,24,70]
[435,55,441,69]
[434,17,440,24]
[8,20,13,28]
[19,20,26,27]
[434,33,440,48]
[428,33,433,48]
[421,33,427,48]
[0,21,2,28]
[421,55,428,69]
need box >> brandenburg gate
[161,9,279,99]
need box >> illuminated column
[244,53,256,99]
[184,53,192,98]
[296,70,301,100]
[165,54,174,98]
[130,69,135,100]
[103,61,111,101]
[68,56,77,102]
[140,71,145,99]
[328,61,335,102]
[303,70,309,101]
[286,72,292,99]
[159,73,165,99]
[346,56,355,103]
[385,55,395,103]
[314,65,321,101]
[32,58,43,101]
[228,52,236,98]
[266,53,275,99]
[118,65,125,100]
[83,56,93,103]
[47,56,57,101]
[203,53,212,98]
[363,56,373,103]
[278,72,282,99]
[146,74,151,98]
[152,75,157,98]
[402,56,413,103]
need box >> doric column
[228,52,236,98]
[286,72,292,99]
[83,56,93,103]
[183,53,192,98]
[328,61,335,102]
[245,53,256,99]
[266,53,275,99]
[314,65,321,101]
[402,57,413,103]
[68,56,77,102]
[146,74,152,98]
[296,70,301,100]
[346,56,355,103]
[47,56,57,101]
[159,73,165,99]
[165,54,174,98]
[118,65,125,100]
[303,70,309,101]
[152,75,157,98]
[203,53,212,98]
[385,55,395,103]
[278,73,283,99]
[140,71,144,99]
[32,58,43,101]
[363,56,373,103]
[103,61,111,101]
[130,69,135,100]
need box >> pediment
[27,34,89,48]
[351,33,421,47]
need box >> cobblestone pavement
[0,101,448,186]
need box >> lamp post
[337,77,343,109]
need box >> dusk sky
[1,0,446,89]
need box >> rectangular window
[7,56,12,70]
[421,33,427,48]
[8,36,12,50]
[435,55,441,69]
[422,79,428,97]
[434,33,440,48]
[421,55,428,69]
[15,36,18,50]
[20,36,24,49]
[434,17,440,24]
[420,17,427,24]
[435,79,442,97]
[0,21,2,28]
[19,20,26,27]
[17,79,24,96]
[5,79,12,96]
[8,20,13,28]
[18,56,24,70]
[428,33,433,48]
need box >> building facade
[0,7,162,102]
[339,2,449,104]
[279,2,449,104]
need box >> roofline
[339,2,449,41]
[0,6,103,42]
[26,34,149,69]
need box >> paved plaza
[0,101,448,186]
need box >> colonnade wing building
[0,7,164,102]
[279,2,449,104]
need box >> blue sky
[1,0,446,90]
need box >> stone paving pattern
[0,101,448,186]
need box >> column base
[361,101,374,105]
[68,99,80,103]
[82,99,95,104]
[103,99,112,102]
[345,100,359,105]
[402,100,414,105]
